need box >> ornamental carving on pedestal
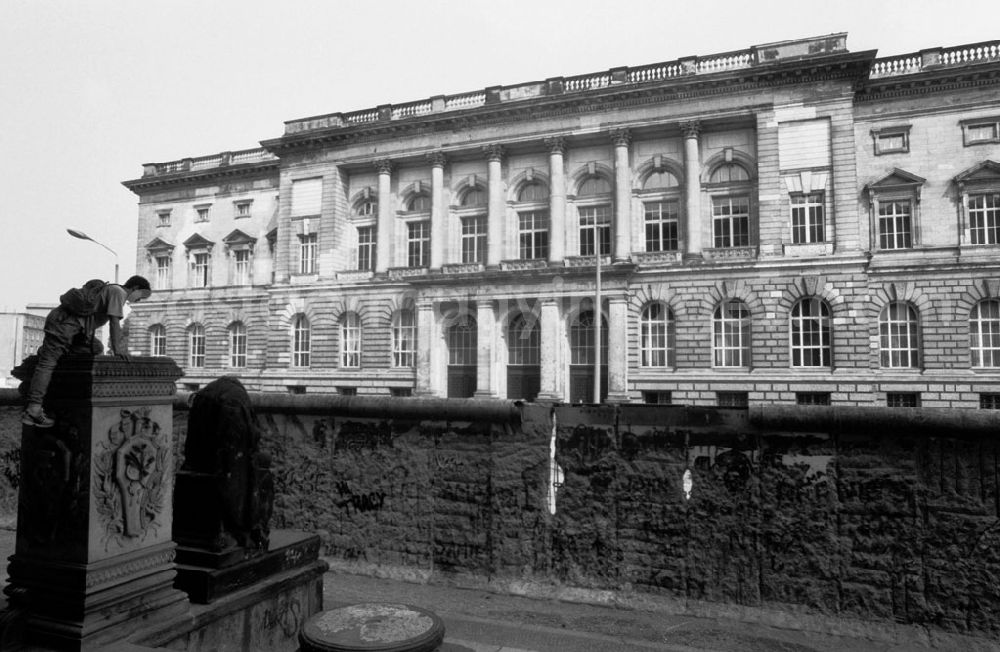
[93,407,169,549]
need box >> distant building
[0,311,45,388]
[123,34,1000,407]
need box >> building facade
[1,310,45,388]
[123,34,1000,407]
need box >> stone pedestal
[7,355,190,650]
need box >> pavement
[1,528,997,652]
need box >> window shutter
[291,178,323,217]
[779,119,830,170]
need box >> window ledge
[500,259,548,271]
[337,270,374,281]
[783,242,834,257]
[564,255,612,268]
[632,251,683,265]
[703,246,758,261]
[442,263,484,274]
[387,267,429,279]
[290,273,319,285]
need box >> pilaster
[606,295,631,403]
[537,299,563,401]
[374,160,393,273]
[611,129,632,262]
[474,301,499,398]
[414,300,436,396]
[681,121,703,258]
[546,137,567,265]
[484,145,505,267]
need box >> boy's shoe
[22,404,54,428]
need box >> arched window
[879,302,919,368]
[149,324,166,357]
[447,315,478,366]
[641,303,675,367]
[407,193,431,212]
[970,299,1000,367]
[228,321,247,367]
[392,310,416,368]
[292,314,311,367]
[570,311,608,365]
[188,323,205,368]
[508,313,540,365]
[643,170,679,190]
[461,187,487,207]
[340,312,361,368]
[518,182,548,203]
[355,199,377,217]
[709,163,750,184]
[790,298,831,367]
[712,300,751,367]
[577,176,611,196]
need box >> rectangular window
[195,205,210,222]
[338,387,358,396]
[234,200,252,219]
[299,233,317,274]
[151,328,166,357]
[291,178,323,216]
[287,385,306,395]
[716,391,749,408]
[643,391,672,405]
[886,392,920,408]
[980,393,1000,409]
[157,210,172,227]
[791,193,825,244]
[461,215,487,264]
[578,205,612,256]
[712,196,750,248]
[878,200,913,249]
[796,392,831,406]
[872,126,911,155]
[357,226,376,271]
[962,119,1000,146]
[393,312,416,368]
[390,387,413,397]
[191,252,210,287]
[969,193,1000,245]
[644,200,679,252]
[155,255,171,290]
[519,211,550,260]
[233,249,250,285]
[230,328,247,367]
[407,221,430,267]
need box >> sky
[1,0,996,311]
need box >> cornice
[260,52,875,156]
[855,63,1000,103]
[122,160,279,194]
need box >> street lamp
[67,229,119,283]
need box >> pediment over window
[144,237,174,254]
[955,160,1000,191]
[866,168,926,201]
[182,233,215,250]
[222,229,257,247]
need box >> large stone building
[123,34,1000,408]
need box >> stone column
[537,298,562,401]
[415,299,436,396]
[681,121,702,258]
[484,145,505,267]
[606,295,630,403]
[545,137,566,265]
[374,160,393,273]
[474,300,498,398]
[8,356,190,649]
[428,152,447,269]
[611,129,632,262]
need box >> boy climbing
[22,275,152,428]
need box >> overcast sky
[1,0,996,310]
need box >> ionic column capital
[610,128,631,148]
[544,136,567,155]
[482,144,505,162]
[680,121,702,139]
[426,151,447,168]
[373,159,393,175]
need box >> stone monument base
[175,530,321,603]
